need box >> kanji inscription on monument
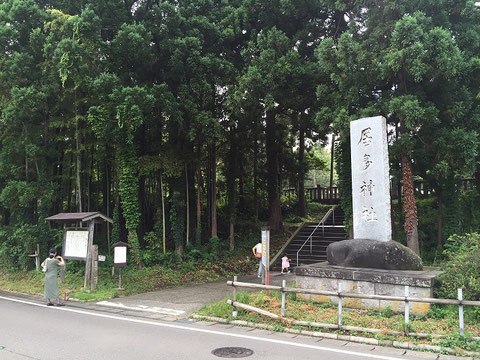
[350,116,392,241]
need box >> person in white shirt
[281,253,291,274]
[252,242,262,278]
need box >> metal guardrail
[296,205,337,266]
[228,279,478,337]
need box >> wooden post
[117,267,124,290]
[404,286,410,325]
[60,260,66,283]
[84,221,95,288]
[91,244,98,292]
[405,286,410,324]
[458,288,464,336]
[29,244,41,271]
[338,282,343,326]
[35,244,40,271]
[261,227,270,294]
[232,276,238,318]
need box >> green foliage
[366,305,394,319]
[169,187,185,250]
[0,0,480,274]
[0,224,61,270]
[393,197,440,262]
[436,233,480,300]
[206,236,225,256]
[334,140,352,231]
[111,203,120,248]
[458,189,480,234]
[437,333,480,353]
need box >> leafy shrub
[458,189,480,234]
[142,250,181,268]
[392,197,439,261]
[416,198,441,263]
[0,223,61,270]
[307,202,332,218]
[0,236,22,270]
[436,233,480,300]
[183,245,213,262]
[207,236,229,255]
[142,231,164,266]
[284,215,304,223]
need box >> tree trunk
[206,147,211,237]
[210,144,217,238]
[196,164,202,246]
[437,189,443,247]
[25,156,29,181]
[138,174,146,245]
[298,124,307,217]
[104,157,111,254]
[128,231,142,270]
[175,245,183,256]
[75,116,82,212]
[185,163,190,246]
[160,173,166,253]
[329,134,335,202]
[401,150,420,255]
[265,111,283,231]
[87,146,94,211]
[475,166,480,195]
[253,120,259,220]
[227,128,236,250]
[238,162,246,213]
[67,152,73,211]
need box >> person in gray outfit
[41,248,65,306]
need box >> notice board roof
[45,212,113,224]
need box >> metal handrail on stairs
[296,205,337,266]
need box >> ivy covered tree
[0,0,479,270]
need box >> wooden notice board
[62,228,89,260]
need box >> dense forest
[1,0,480,269]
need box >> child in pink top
[281,254,291,274]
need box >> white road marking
[96,300,185,316]
[0,295,407,360]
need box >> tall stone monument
[295,116,440,316]
[350,116,391,241]
[326,116,422,271]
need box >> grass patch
[196,291,480,354]
[0,253,258,301]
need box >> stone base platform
[295,262,442,315]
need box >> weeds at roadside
[196,290,480,353]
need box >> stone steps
[271,207,347,269]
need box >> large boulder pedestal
[295,262,442,315]
[327,239,423,271]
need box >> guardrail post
[281,279,286,317]
[404,286,409,326]
[338,282,343,326]
[232,276,238,318]
[458,288,464,336]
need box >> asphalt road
[0,294,465,360]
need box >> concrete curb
[192,314,480,358]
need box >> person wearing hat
[41,248,65,306]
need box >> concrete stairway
[272,207,347,269]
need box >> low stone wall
[295,262,442,315]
